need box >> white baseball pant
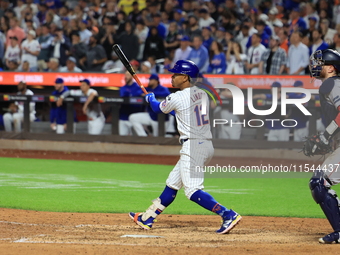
[3,112,35,132]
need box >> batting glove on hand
[145,93,155,103]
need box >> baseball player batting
[129,60,242,234]
[303,49,340,244]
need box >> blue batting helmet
[168,60,199,78]
[309,49,340,78]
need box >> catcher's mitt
[303,134,332,157]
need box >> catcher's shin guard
[309,176,340,232]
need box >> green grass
[0,157,335,218]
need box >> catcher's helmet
[309,49,340,78]
[168,60,199,78]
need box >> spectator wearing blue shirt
[187,35,209,73]
[289,8,307,34]
[151,12,167,39]
[129,74,170,137]
[202,26,214,50]
[287,80,309,141]
[246,20,270,48]
[207,41,227,74]
[309,28,329,55]
[119,71,144,136]
[50,78,77,134]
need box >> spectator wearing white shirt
[287,31,309,75]
[198,8,215,29]
[78,20,92,45]
[47,57,60,72]
[246,33,266,74]
[172,36,192,67]
[226,41,247,74]
[3,81,36,132]
[20,30,40,72]
[134,20,149,61]
[5,36,21,69]
[60,57,83,73]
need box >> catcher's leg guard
[309,175,340,232]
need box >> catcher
[304,49,340,244]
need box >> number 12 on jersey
[194,105,209,126]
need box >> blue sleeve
[207,64,212,73]
[132,86,143,96]
[197,47,208,70]
[149,97,162,114]
[219,54,226,74]
[265,94,272,100]
[246,37,251,49]
[50,107,57,123]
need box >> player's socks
[190,190,231,217]
[140,186,178,224]
[159,186,178,207]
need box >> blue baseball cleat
[129,212,155,230]
[319,232,340,244]
[216,210,242,234]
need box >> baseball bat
[112,44,148,94]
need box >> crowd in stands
[0,0,340,75]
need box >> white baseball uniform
[159,86,214,198]
[67,88,105,135]
[3,89,36,132]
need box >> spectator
[143,26,165,61]
[130,60,140,72]
[100,21,117,60]
[60,56,83,73]
[215,27,227,48]
[18,61,31,72]
[102,51,125,73]
[51,28,71,67]
[135,20,149,61]
[202,26,214,51]
[320,19,337,46]
[69,32,87,69]
[82,35,107,72]
[164,21,180,58]
[310,28,329,55]
[259,35,287,75]
[172,36,192,67]
[5,36,21,70]
[198,7,215,29]
[116,11,128,36]
[128,1,141,25]
[23,18,35,34]
[207,41,226,74]
[246,20,270,48]
[152,12,167,39]
[50,78,75,134]
[21,30,40,72]
[253,82,290,141]
[226,41,247,74]
[287,31,309,75]
[289,8,307,33]
[20,7,39,31]
[78,20,92,45]
[47,57,60,72]
[304,3,319,28]
[117,21,139,61]
[57,79,105,135]
[187,35,209,73]
[21,0,38,16]
[173,9,185,27]
[3,81,36,132]
[305,16,318,38]
[330,33,340,53]
[186,15,201,40]
[277,29,289,54]
[272,19,283,36]
[246,33,266,74]
[141,61,151,73]
[7,60,19,71]
[119,71,144,136]
[235,24,251,54]
[287,80,309,142]
[6,17,26,47]
[146,55,158,73]
[37,24,53,71]
[130,73,170,137]
[60,17,70,35]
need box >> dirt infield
[0,149,336,255]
